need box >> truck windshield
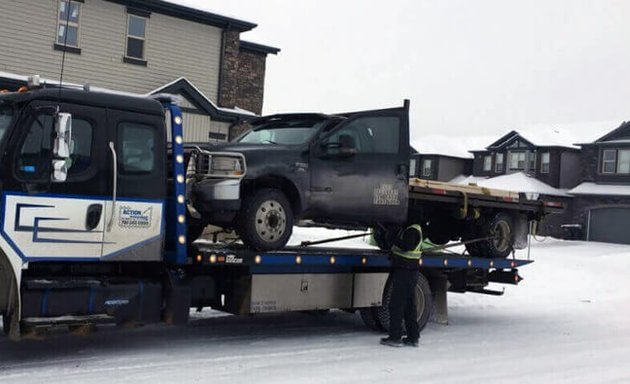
[0,105,14,145]
[236,119,323,145]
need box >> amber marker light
[195,254,202,263]
[209,254,217,263]
[361,257,367,265]
[330,256,336,264]
[255,255,262,264]
[296,256,302,265]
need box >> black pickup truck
[187,100,561,256]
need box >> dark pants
[388,266,420,341]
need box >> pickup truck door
[1,102,107,261]
[309,105,409,225]
[101,110,166,261]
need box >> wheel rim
[493,220,511,252]
[414,285,426,322]
[254,199,287,243]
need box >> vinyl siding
[0,0,222,101]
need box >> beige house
[0,0,279,141]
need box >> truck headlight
[210,156,245,176]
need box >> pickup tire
[373,272,432,334]
[237,188,293,251]
[474,212,514,258]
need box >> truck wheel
[374,272,432,333]
[359,307,385,332]
[476,212,514,258]
[238,188,293,251]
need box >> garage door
[588,207,630,245]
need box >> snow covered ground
[1,231,629,383]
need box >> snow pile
[449,174,488,185]
[569,182,630,196]
[475,172,569,197]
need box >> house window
[483,155,491,172]
[618,149,630,174]
[126,14,148,60]
[57,0,81,47]
[409,158,417,177]
[422,159,433,177]
[541,152,550,174]
[508,151,526,170]
[529,151,536,171]
[495,153,504,172]
[602,149,617,173]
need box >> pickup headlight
[210,155,245,177]
[189,150,246,179]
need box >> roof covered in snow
[479,121,624,151]
[569,182,630,196]
[411,135,495,159]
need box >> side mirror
[51,159,68,182]
[51,112,72,183]
[53,112,72,158]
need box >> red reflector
[431,188,447,195]
[218,256,226,263]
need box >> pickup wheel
[475,212,514,258]
[238,188,293,251]
[374,272,432,334]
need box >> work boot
[380,337,403,347]
[402,337,419,347]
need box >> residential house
[409,135,473,181]
[569,121,630,244]
[0,0,279,142]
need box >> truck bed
[408,178,564,214]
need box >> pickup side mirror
[51,112,72,182]
[319,134,357,158]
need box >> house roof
[108,0,257,32]
[569,182,630,196]
[240,41,281,55]
[149,77,256,122]
[411,135,494,159]
[476,172,569,197]
[473,121,623,151]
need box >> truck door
[309,106,409,225]
[1,102,107,261]
[101,109,166,261]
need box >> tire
[237,188,293,251]
[359,307,385,332]
[475,212,514,258]
[374,273,432,333]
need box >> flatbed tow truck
[0,83,559,340]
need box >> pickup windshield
[237,119,323,145]
[0,105,14,145]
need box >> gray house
[569,121,630,244]
[0,0,279,142]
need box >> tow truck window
[324,116,400,154]
[237,120,321,145]
[119,122,155,173]
[16,114,94,181]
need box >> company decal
[119,206,152,228]
[373,183,400,206]
[225,254,243,264]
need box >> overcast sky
[174,0,630,142]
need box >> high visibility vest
[392,224,425,260]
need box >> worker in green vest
[380,224,432,348]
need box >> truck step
[22,314,116,328]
